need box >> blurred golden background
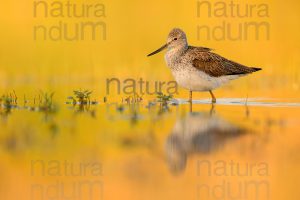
[0,1,300,200]
[0,0,299,100]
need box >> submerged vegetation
[66,89,98,116]
[0,92,18,116]
[156,92,173,115]
[105,92,174,124]
[0,90,176,123]
[37,91,57,113]
[0,88,289,157]
[67,89,98,105]
[0,91,57,115]
[156,92,173,106]
[0,91,18,106]
[123,93,143,104]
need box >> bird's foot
[212,98,216,104]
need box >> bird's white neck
[165,44,188,67]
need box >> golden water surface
[0,0,300,200]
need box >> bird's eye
[174,38,177,41]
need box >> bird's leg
[189,101,193,113]
[210,103,215,116]
[188,91,193,103]
[209,90,216,103]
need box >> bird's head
[147,28,188,57]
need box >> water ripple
[172,98,300,107]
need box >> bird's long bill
[147,43,168,57]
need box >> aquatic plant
[0,95,13,108]
[38,91,57,113]
[66,89,98,117]
[123,93,143,104]
[0,91,17,106]
[156,92,173,115]
[23,94,29,106]
[74,89,92,104]
[0,91,18,116]
[67,89,98,105]
[116,104,125,113]
[0,95,14,115]
[156,92,173,105]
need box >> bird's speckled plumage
[148,28,261,101]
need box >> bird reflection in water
[165,110,247,174]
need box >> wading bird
[147,28,261,103]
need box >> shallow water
[173,98,300,107]
[1,98,300,200]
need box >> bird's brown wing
[191,50,261,77]
[188,45,213,52]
